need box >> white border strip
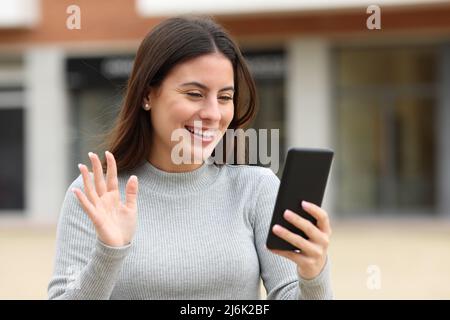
[136,0,450,16]
[0,0,40,28]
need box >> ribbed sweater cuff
[298,256,333,300]
[94,238,132,259]
[72,239,132,299]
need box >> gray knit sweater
[47,159,333,299]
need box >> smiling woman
[97,15,257,173]
[142,52,236,172]
[47,15,333,300]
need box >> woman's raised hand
[72,151,139,247]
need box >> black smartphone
[266,147,334,251]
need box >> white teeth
[185,126,215,139]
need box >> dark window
[0,108,25,210]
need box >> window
[244,50,286,176]
[66,56,131,181]
[0,91,25,211]
[334,46,437,215]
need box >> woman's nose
[199,98,221,122]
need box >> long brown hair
[99,15,258,174]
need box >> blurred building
[1,0,450,224]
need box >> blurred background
[1,0,450,299]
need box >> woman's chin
[191,148,213,163]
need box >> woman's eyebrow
[180,81,234,92]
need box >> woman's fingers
[301,201,332,237]
[78,163,98,205]
[105,151,119,192]
[271,224,321,257]
[88,152,107,197]
[125,175,138,211]
[283,209,325,245]
[72,187,101,226]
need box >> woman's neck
[147,149,204,173]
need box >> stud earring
[143,103,151,111]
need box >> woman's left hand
[268,201,332,280]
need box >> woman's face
[146,52,235,170]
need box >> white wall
[0,0,40,28]
[285,38,336,218]
[24,47,69,224]
[136,0,450,16]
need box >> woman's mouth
[184,126,216,143]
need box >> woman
[48,15,333,300]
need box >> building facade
[1,0,450,223]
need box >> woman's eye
[186,92,203,98]
[186,92,232,101]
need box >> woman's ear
[143,90,151,105]
[144,86,160,106]
[142,90,152,111]
[142,87,156,109]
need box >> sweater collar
[136,158,220,195]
